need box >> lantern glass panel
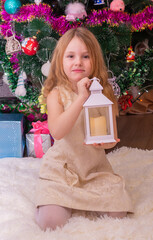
[88,107,110,137]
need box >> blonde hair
[43,27,118,114]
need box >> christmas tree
[0,0,153,122]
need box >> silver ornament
[108,70,120,97]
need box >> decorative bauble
[110,0,125,12]
[5,30,21,55]
[41,61,50,77]
[4,0,21,14]
[15,71,27,97]
[65,2,87,22]
[21,37,39,56]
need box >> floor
[106,113,153,153]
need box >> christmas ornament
[5,30,21,55]
[94,0,105,5]
[107,70,120,97]
[4,0,21,14]
[21,37,39,56]
[65,2,87,22]
[118,91,133,110]
[34,0,42,5]
[126,46,135,62]
[2,73,9,85]
[110,0,125,12]
[41,61,50,77]
[15,71,27,97]
[38,87,47,114]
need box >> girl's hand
[77,77,91,100]
[92,138,120,149]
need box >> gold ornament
[38,87,48,114]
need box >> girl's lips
[72,69,84,72]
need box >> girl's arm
[47,77,91,140]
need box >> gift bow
[118,91,133,110]
[30,120,51,158]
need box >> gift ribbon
[118,91,133,110]
[29,120,50,158]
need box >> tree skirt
[0,147,153,240]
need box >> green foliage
[0,39,40,104]
[15,18,53,41]
[37,37,57,62]
[88,24,120,56]
[124,0,153,13]
[117,49,153,94]
[0,39,18,92]
[88,23,131,55]
[15,19,59,101]
[112,24,131,48]
[88,23,132,78]
[0,19,59,104]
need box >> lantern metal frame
[83,77,115,144]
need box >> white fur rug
[0,147,153,240]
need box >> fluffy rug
[0,147,153,240]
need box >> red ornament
[118,91,133,110]
[21,37,39,56]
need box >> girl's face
[63,36,92,87]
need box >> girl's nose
[75,56,82,65]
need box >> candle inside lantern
[90,116,107,136]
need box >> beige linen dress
[36,86,133,212]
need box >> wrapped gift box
[0,113,25,158]
[26,133,53,158]
[26,120,54,158]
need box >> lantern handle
[90,77,100,82]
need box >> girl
[35,27,133,231]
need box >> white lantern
[83,77,115,144]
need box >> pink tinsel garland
[0,0,153,37]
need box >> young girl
[35,27,133,231]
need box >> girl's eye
[67,55,74,58]
[83,55,89,59]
